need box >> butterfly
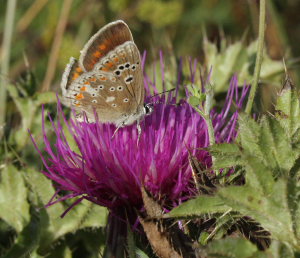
[61,20,153,136]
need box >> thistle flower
[31,56,248,220]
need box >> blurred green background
[1,0,300,92]
[1,0,300,257]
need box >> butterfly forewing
[79,20,133,72]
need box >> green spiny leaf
[238,114,262,158]
[204,237,265,258]
[0,165,30,232]
[210,143,241,169]
[243,153,274,194]
[259,116,297,175]
[164,195,230,219]
[2,209,41,258]
[276,84,300,139]
[217,180,298,247]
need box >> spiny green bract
[167,79,300,254]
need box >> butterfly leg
[136,121,142,145]
[112,121,126,139]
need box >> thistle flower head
[31,56,248,218]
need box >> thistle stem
[194,83,216,171]
[245,0,266,114]
[204,84,216,146]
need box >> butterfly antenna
[149,88,175,100]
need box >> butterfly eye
[117,86,123,91]
[109,87,115,91]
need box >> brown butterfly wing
[61,21,145,125]
[63,42,144,124]
[79,20,133,72]
[61,57,84,106]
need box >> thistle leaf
[2,210,41,258]
[165,196,230,219]
[204,237,266,258]
[0,165,30,233]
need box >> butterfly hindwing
[61,57,84,106]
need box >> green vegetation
[1,0,300,257]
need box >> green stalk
[0,0,17,139]
[194,83,216,172]
[245,0,266,114]
[204,84,216,146]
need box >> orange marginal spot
[75,67,83,73]
[107,62,114,68]
[89,60,96,69]
[72,72,79,80]
[80,86,87,91]
[113,57,119,62]
[90,77,96,82]
[102,67,109,72]
[100,77,106,81]
[84,81,90,85]
[75,103,81,107]
[93,51,102,58]
[75,93,84,100]
[99,44,106,50]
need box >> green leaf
[217,180,298,247]
[127,225,136,258]
[0,165,30,232]
[203,39,284,93]
[210,143,241,169]
[165,195,230,219]
[189,96,201,107]
[238,114,262,158]
[243,154,274,195]
[135,249,150,258]
[2,209,41,258]
[25,168,108,253]
[267,240,295,258]
[205,237,264,258]
[238,114,298,177]
[34,91,56,106]
[276,86,300,139]
[46,244,72,258]
[258,117,297,175]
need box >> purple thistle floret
[31,55,248,218]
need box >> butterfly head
[144,103,154,116]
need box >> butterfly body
[61,20,152,128]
